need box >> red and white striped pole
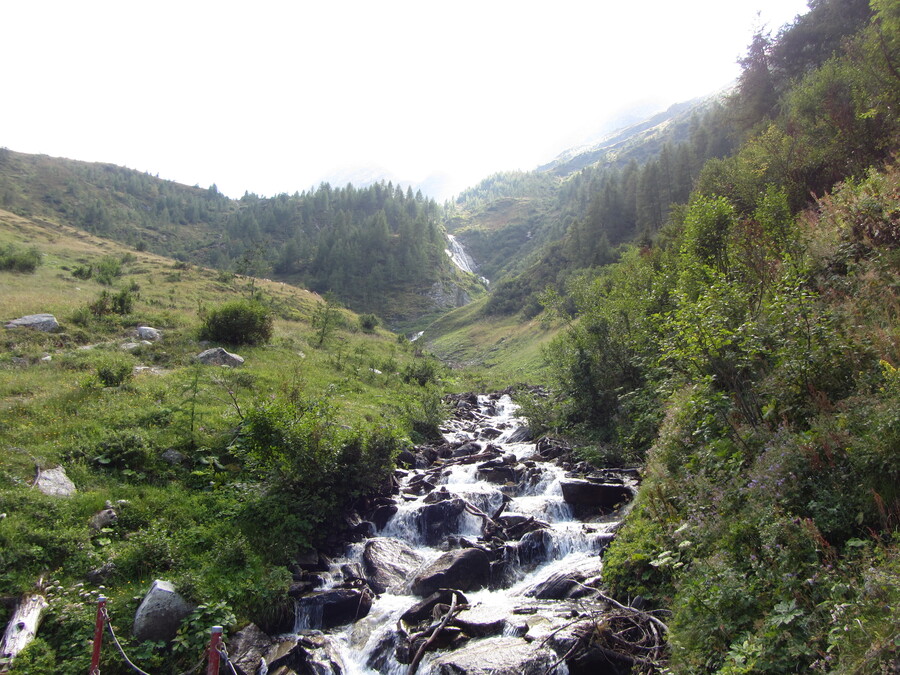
[89,596,107,675]
[206,625,223,675]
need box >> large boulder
[195,347,244,367]
[265,632,347,675]
[400,589,467,625]
[559,479,633,513]
[506,426,533,443]
[227,623,273,675]
[429,636,564,675]
[4,314,58,332]
[414,497,466,545]
[363,538,425,594]
[294,589,373,630]
[410,547,491,597]
[522,556,603,600]
[452,604,511,638]
[133,580,194,642]
[34,466,76,498]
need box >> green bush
[0,244,41,273]
[199,300,273,346]
[94,256,122,285]
[358,313,379,333]
[94,355,134,387]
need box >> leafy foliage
[199,299,273,346]
[0,243,41,273]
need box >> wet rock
[133,580,194,642]
[267,631,347,675]
[195,347,244,367]
[416,497,466,545]
[452,604,510,638]
[396,448,416,467]
[294,588,373,630]
[476,464,519,484]
[507,426,533,443]
[5,314,58,332]
[228,623,273,675]
[34,466,76,497]
[478,427,502,440]
[452,441,482,458]
[429,636,564,675]
[559,479,634,513]
[523,556,603,600]
[400,590,468,625]
[363,538,425,594]
[410,547,491,597]
[414,446,438,468]
[510,528,554,567]
[370,503,398,530]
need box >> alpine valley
[1,1,899,673]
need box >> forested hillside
[0,151,479,326]
[519,0,900,670]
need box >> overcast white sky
[1,0,809,200]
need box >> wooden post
[89,596,106,675]
[206,625,223,675]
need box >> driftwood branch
[0,594,48,669]
[406,591,460,675]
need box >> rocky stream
[226,393,661,675]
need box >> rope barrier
[90,598,232,675]
[103,609,153,675]
[217,643,240,675]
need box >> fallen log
[1,593,48,670]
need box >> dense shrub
[199,300,273,346]
[358,313,379,332]
[0,244,41,273]
[94,354,134,387]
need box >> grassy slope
[420,296,560,389]
[0,209,459,672]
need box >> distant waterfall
[445,234,488,283]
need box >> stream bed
[229,393,641,675]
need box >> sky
[1,0,810,200]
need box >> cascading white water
[295,394,621,675]
[444,234,477,275]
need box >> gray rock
[121,341,152,351]
[559,479,633,512]
[133,580,194,642]
[89,508,117,530]
[363,538,425,594]
[5,314,58,332]
[266,632,347,675]
[161,449,186,465]
[294,589,373,630]
[453,604,510,637]
[410,547,491,597]
[430,636,563,675]
[136,326,161,341]
[228,623,273,675]
[400,590,467,624]
[195,347,244,367]
[415,497,467,545]
[507,426,533,443]
[522,555,603,600]
[35,466,76,498]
